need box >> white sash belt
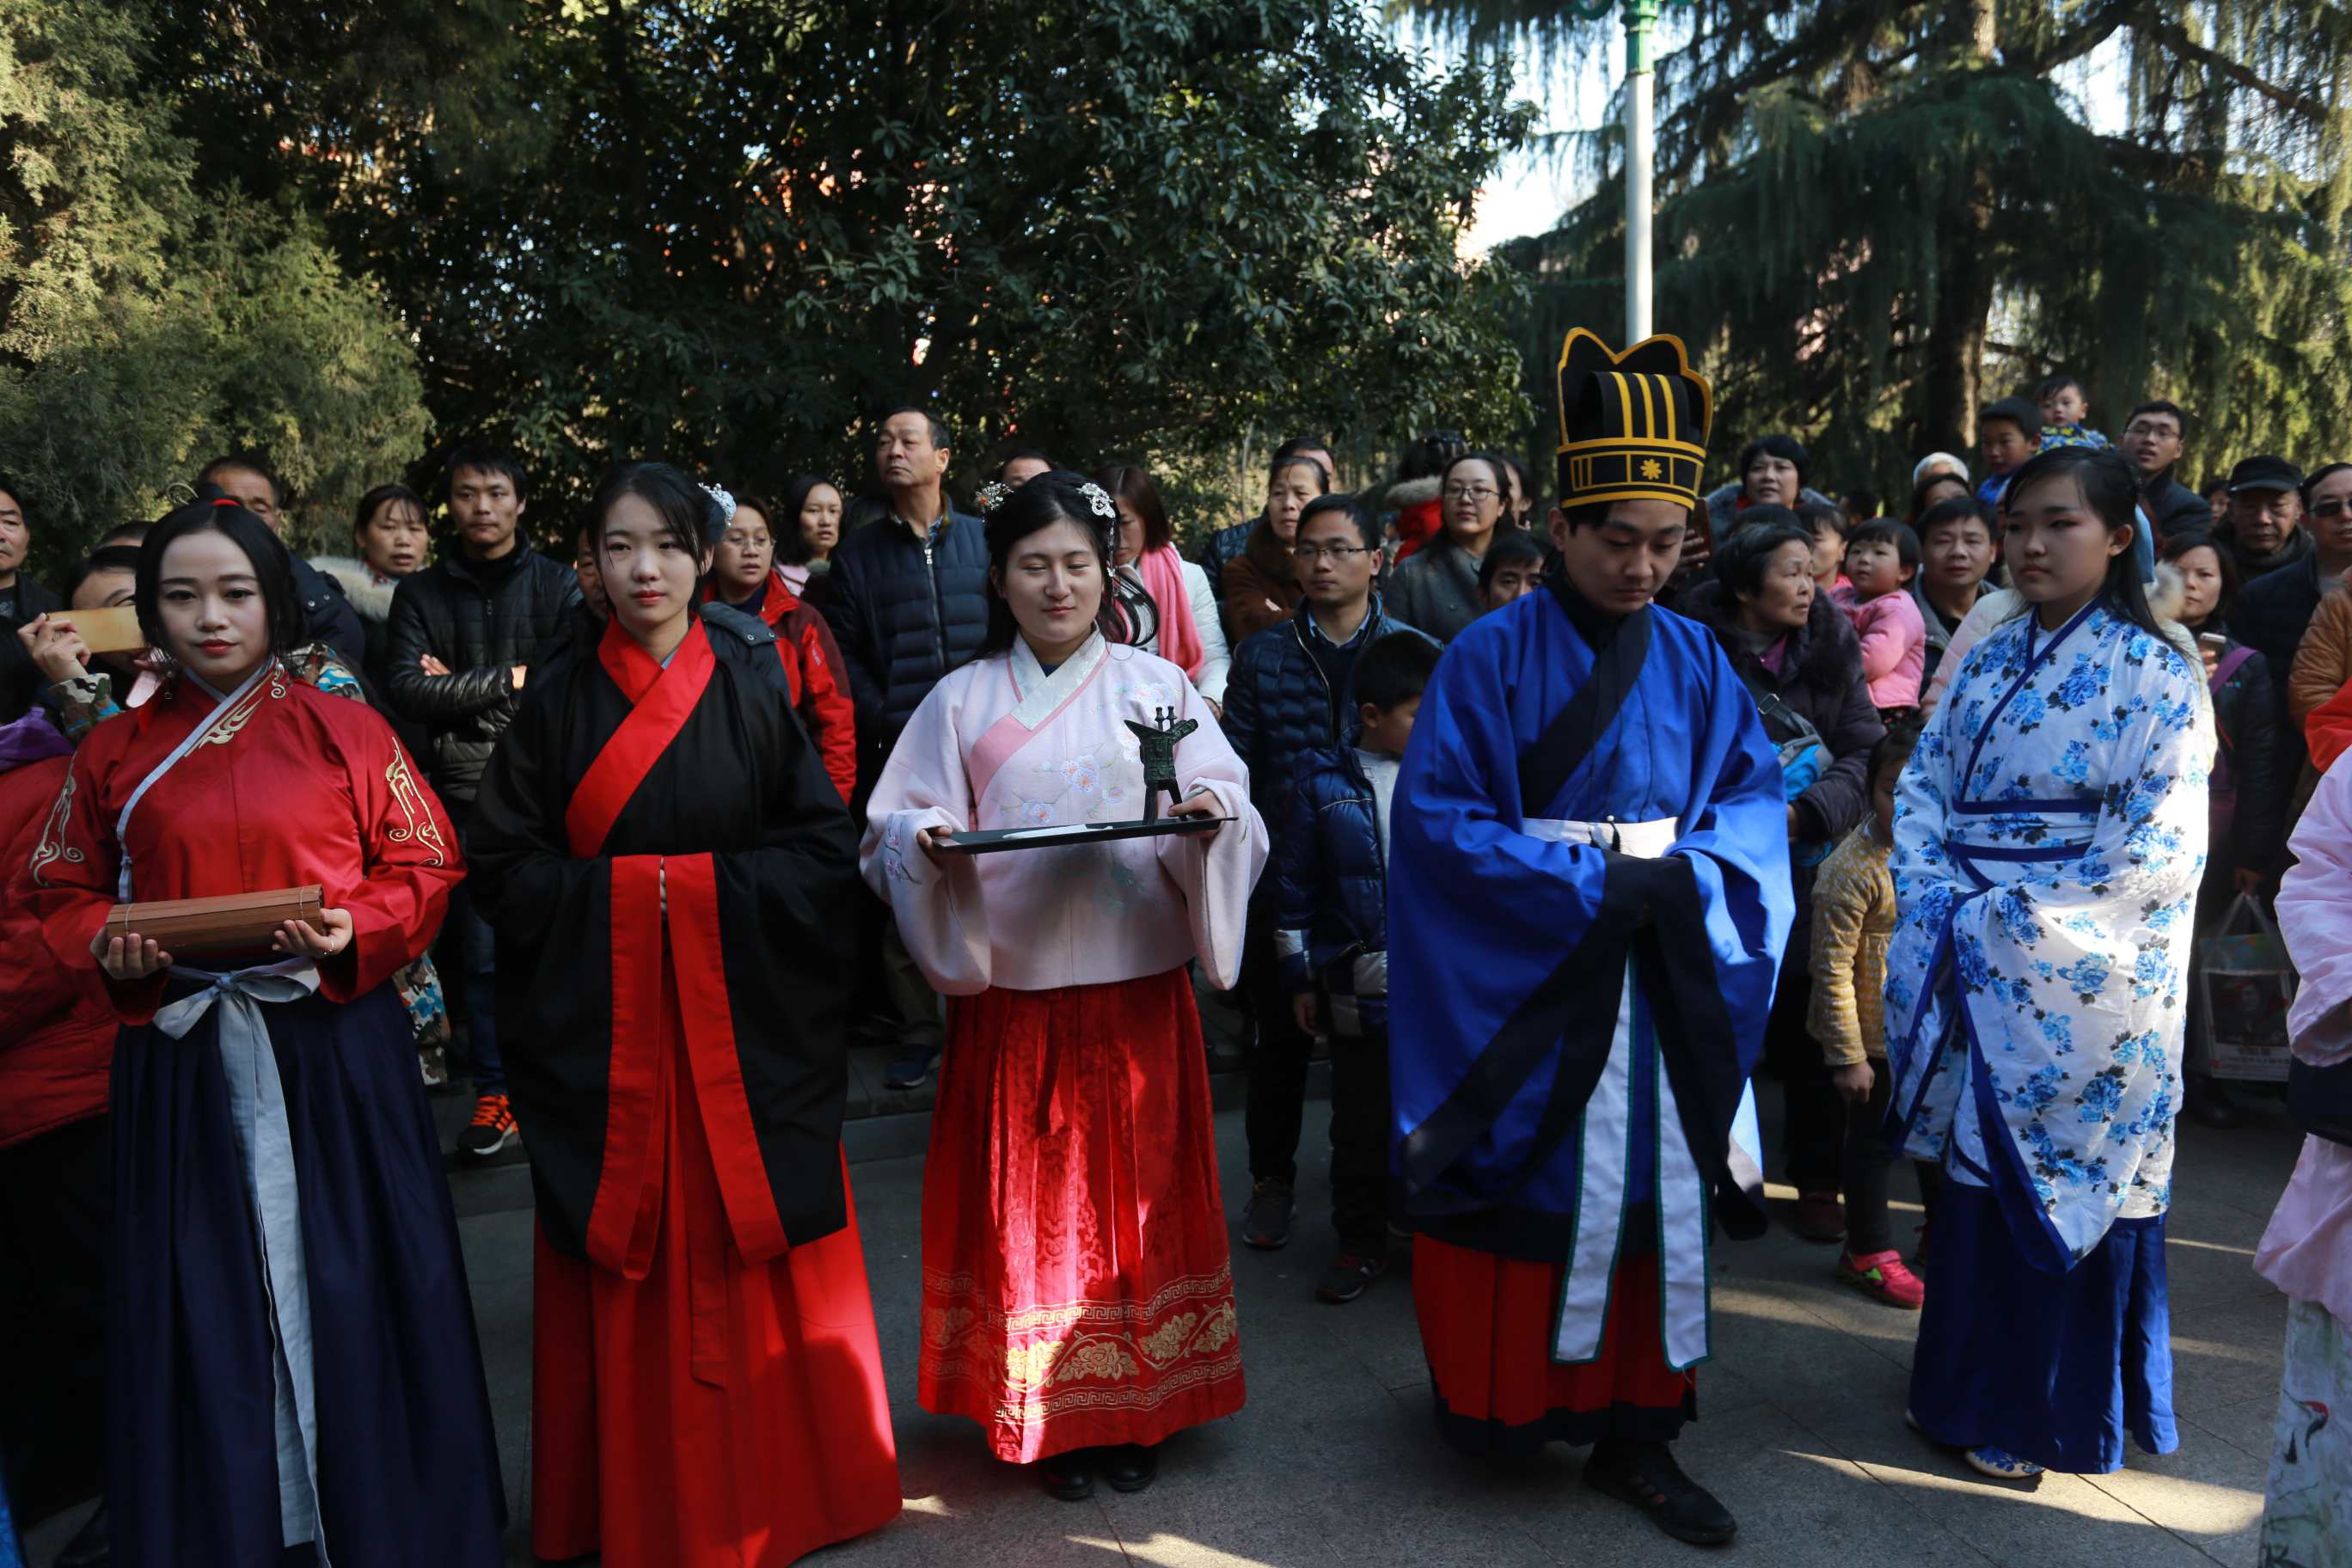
[1522,816,1681,858]
[156,959,331,1559]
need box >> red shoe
[1838,1246,1925,1309]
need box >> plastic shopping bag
[2199,893,2297,1081]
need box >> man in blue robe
[1388,328,1794,1545]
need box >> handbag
[2288,1056,2352,1147]
[2196,893,2296,1082]
[1754,689,1834,867]
[2206,644,2256,847]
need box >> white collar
[1009,630,1108,727]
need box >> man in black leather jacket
[385,441,582,1155]
[198,455,371,671]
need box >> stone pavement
[20,1088,2307,1567]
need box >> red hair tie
[211,497,237,507]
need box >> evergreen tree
[1412,0,2352,497]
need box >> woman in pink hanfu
[862,470,1265,1503]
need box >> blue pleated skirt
[107,978,505,1568]
[1908,1179,2178,1473]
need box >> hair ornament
[699,482,737,524]
[976,481,1014,516]
[1078,481,1118,520]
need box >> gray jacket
[1384,533,1485,644]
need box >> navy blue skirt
[107,978,505,1568]
[1908,1179,2177,1473]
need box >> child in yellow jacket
[1807,719,1927,1309]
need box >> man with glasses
[2117,401,2214,539]
[2237,461,2352,856]
[1221,494,1433,1253]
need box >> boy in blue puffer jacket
[1273,632,1442,1305]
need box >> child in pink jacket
[1841,518,1925,715]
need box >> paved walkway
[22,1091,2306,1566]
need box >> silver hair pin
[701,482,738,524]
[1078,481,1117,520]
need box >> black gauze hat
[1553,328,1714,511]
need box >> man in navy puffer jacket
[1222,493,1435,1254]
[824,405,990,1090]
[825,407,991,790]
[1271,631,1440,1304]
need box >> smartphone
[2197,632,2227,651]
[64,605,146,655]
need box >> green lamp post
[1571,0,1677,342]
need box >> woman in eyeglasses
[1386,451,1510,643]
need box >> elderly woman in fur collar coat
[1683,516,1885,1246]
[311,483,433,740]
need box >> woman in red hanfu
[16,490,504,1567]
[467,464,898,1566]
[863,471,1265,1501]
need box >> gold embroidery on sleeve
[29,772,86,886]
[382,743,449,867]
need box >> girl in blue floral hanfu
[1883,444,2210,1481]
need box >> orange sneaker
[461,1092,518,1157]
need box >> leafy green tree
[175,0,1537,521]
[0,0,428,567]
[1410,0,2352,497]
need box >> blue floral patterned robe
[1883,601,2210,1271]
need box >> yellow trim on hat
[1561,487,1702,511]
[1558,435,1708,456]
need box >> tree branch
[2131,15,2334,124]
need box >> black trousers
[1841,1065,1896,1254]
[1241,907,1316,1187]
[1762,969,1846,1194]
[0,1115,109,1522]
[1326,1019,1394,1253]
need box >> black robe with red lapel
[468,605,860,1267]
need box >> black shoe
[1241,1179,1295,1250]
[1101,1442,1159,1493]
[1584,1441,1737,1546]
[459,1093,518,1157]
[883,1043,937,1092]
[56,1501,110,1568]
[1039,1448,1097,1501]
[2188,1076,2244,1129]
[1315,1250,1389,1304]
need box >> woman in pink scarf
[1097,466,1230,714]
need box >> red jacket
[0,753,113,1146]
[1387,476,1444,564]
[727,570,857,803]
